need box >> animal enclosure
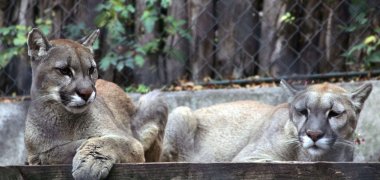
[1,0,380,95]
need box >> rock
[0,101,29,165]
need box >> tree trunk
[297,0,323,75]
[133,0,163,87]
[188,0,215,82]
[215,0,260,79]
[17,0,28,26]
[259,0,298,77]
[0,0,7,27]
[0,0,32,95]
[161,0,189,84]
[74,0,101,28]
[318,0,350,73]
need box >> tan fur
[161,81,372,162]
[308,83,347,93]
[25,29,168,180]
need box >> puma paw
[27,154,41,165]
[72,152,115,180]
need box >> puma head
[27,28,100,113]
[281,80,372,158]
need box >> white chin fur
[301,136,331,157]
[64,105,89,114]
[67,94,86,107]
[307,147,326,157]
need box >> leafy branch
[94,0,190,72]
[0,18,52,67]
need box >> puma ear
[81,29,100,53]
[27,28,51,60]
[350,83,372,110]
[280,79,299,96]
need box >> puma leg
[72,135,144,180]
[27,140,85,165]
[131,90,168,162]
[160,106,198,162]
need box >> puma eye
[328,111,342,118]
[56,67,72,77]
[89,67,95,74]
[297,109,308,116]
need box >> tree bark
[298,0,323,75]
[318,0,350,73]
[161,0,189,84]
[0,0,32,95]
[133,0,163,87]
[188,0,215,82]
[18,0,28,26]
[215,0,259,79]
[259,0,298,77]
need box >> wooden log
[1,162,380,180]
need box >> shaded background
[1,0,380,95]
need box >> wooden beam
[1,162,380,179]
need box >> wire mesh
[0,0,380,96]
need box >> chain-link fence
[1,0,380,96]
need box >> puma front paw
[72,143,116,180]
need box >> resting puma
[25,28,168,179]
[161,80,372,162]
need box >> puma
[161,80,372,162]
[25,28,168,180]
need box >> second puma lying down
[161,80,372,162]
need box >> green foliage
[0,25,30,66]
[64,22,86,38]
[35,18,52,35]
[342,0,380,69]
[141,7,158,33]
[0,18,52,67]
[343,34,380,68]
[280,12,295,24]
[94,0,191,72]
[95,0,142,71]
[344,0,369,33]
[165,16,191,40]
[0,0,190,91]
[125,84,150,93]
[63,23,100,50]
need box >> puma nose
[76,88,93,101]
[306,130,324,142]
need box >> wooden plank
[1,162,380,180]
[3,165,73,180]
